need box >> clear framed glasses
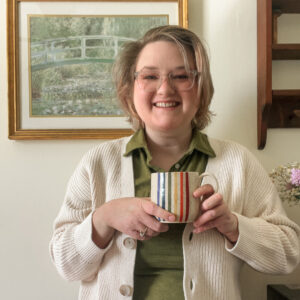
[134,68,200,92]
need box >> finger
[129,230,145,241]
[193,184,215,199]
[193,218,218,233]
[194,212,232,232]
[135,217,167,240]
[144,227,160,238]
[141,200,175,222]
[132,224,149,240]
[201,193,223,211]
[148,229,160,237]
[136,226,161,239]
[193,203,226,227]
[139,212,169,233]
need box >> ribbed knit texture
[49,136,300,300]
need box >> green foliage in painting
[29,15,168,117]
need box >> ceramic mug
[151,171,219,223]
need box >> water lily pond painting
[29,15,168,117]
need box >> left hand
[192,184,239,243]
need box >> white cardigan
[49,136,300,300]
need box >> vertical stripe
[157,173,160,221]
[174,173,178,221]
[180,172,184,222]
[185,172,190,222]
[161,173,165,209]
[168,172,172,213]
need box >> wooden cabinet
[257,0,300,149]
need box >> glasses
[134,68,200,92]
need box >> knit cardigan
[49,136,300,300]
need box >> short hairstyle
[112,25,214,130]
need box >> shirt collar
[124,128,216,158]
[124,129,150,157]
[188,128,216,158]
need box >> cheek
[133,83,143,108]
[182,90,199,107]
[133,85,153,108]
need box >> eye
[171,73,189,80]
[141,73,159,80]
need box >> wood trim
[269,90,300,128]
[257,0,272,149]
[18,0,179,2]
[272,44,300,60]
[272,0,300,13]
[7,0,188,140]
[179,0,188,28]
[7,0,19,138]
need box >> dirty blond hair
[112,25,214,130]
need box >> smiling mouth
[154,102,179,108]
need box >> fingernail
[168,215,176,222]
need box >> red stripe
[185,173,189,221]
[180,172,184,222]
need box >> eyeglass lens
[136,70,197,92]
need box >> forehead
[135,40,195,70]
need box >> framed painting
[7,0,188,140]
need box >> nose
[157,76,175,94]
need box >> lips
[154,101,179,108]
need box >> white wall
[1,0,299,299]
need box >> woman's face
[133,41,199,135]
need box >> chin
[154,123,187,133]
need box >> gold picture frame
[7,0,188,140]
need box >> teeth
[155,102,177,108]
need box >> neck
[144,126,193,170]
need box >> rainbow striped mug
[151,172,219,223]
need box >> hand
[92,197,175,248]
[192,185,239,243]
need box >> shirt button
[119,284,133,296]
[175,163,180,169]
[123,237,136,249]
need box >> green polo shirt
[124,129,215,300]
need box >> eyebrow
[141,66,187,71]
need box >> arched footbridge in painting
[30,35,135,71]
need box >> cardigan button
[190,279,194,290]
[119,284,133,296]
[123,237,136,249]
[175,163,180,169]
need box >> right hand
[92,197,175,248]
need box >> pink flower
[291,168,300,186]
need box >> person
[49,25,300,300]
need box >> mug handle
[199,172,219,193]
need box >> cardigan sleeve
[225,146,300,274]
[49,150,114,282]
